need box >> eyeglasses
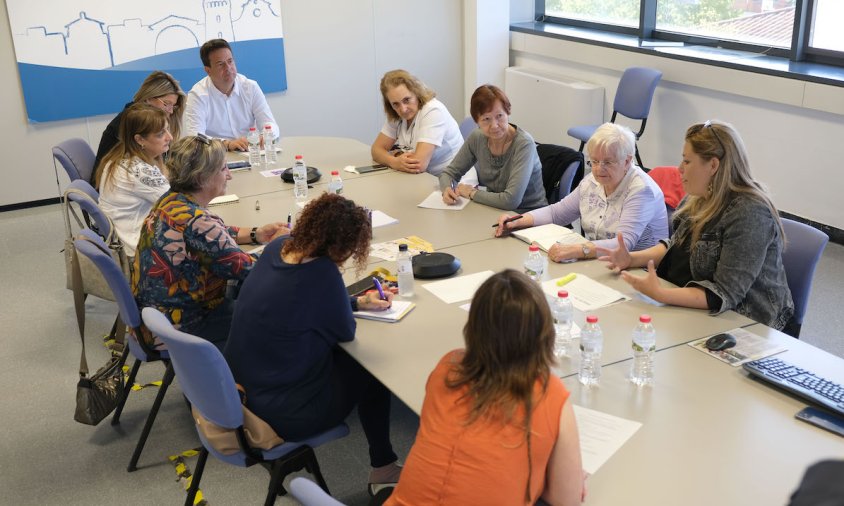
[152,96,176,112]
[703,120,726,157]
[586,159,619,169]
[390,96,416,109]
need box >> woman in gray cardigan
[599,120,794,331]
[439,85,546,211]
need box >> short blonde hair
[166,135,226,194]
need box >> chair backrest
[53,138,96,184]
[536,143,584,203]
[613,67,663,123]
[289,477,347,506]
[459,116,475,140]
[64,180,111,239]
[75,229,140,328]
[781,218,829,325]
[141,307,244,429]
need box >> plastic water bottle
[328,170,343,194]
[579,315,603,387]
[396,243,415,297]
[523,244,544,281]
[552,290,574,358]
[263,124,277,165]
[293,155,308,201]
[630,314,656,386]
[247,127,261,167]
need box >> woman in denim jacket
[599,121,794,331]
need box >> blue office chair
[459,116,475,140]
[141,307,350,506]
[63,179,106,238]
[781,218,829,338]
[567,67,662,169]
[290,477,347,506]
[53,138,97,185]
[74,229,174,472]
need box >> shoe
[368,462,402,497]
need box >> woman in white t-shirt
[371,69,464,176]
[95,103,172,257]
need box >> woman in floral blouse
[132,134,288,349]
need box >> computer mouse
[705,333,737,351]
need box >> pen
[556,273,577,286]
[287,213,291,228]
[372,277,388,301]
[492,214,524,228]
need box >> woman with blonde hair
[386,269,586,505]
[371,69,463,176]
[94,70,185,179]
[95,103,172,257]
[599,120,794,331]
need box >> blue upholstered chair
[290,477,347,506]
[63,179,106,239]
[781,218,829,338]
[567,67,662,169]
[141,307,350,506]
[53,138,97,184]
[459,116,475,140]
[73,229,174,472]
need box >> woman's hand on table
[258,222,290,243]
[548,243,582,263]
[393,152,424,173]
[358,289,394,311]
[620,259,663,301]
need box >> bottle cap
[586,315,598,323]
[331,170,339,176]
[295,155,303,159]
[249,126,256,131]
[639,314,652,323]
[557,290,569,298]
[399,243,408,251]
[528,244,540,252]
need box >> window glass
[545,0,640,28]
[656,0,795,48]
[810,0,844,52]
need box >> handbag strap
[72,234,127,377]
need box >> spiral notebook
[353,300,415,323]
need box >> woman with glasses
[495,122,667,262]
[95,103,172,258]
[371,69,464,176]
[440,85,547,211]
[385,270,586,506]
[132,135,289,350]
[94,70,185,182]
[598,121,794,331]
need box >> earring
[707,182,713,195]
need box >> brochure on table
[688,327,787,366]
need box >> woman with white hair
[495,122,668,262]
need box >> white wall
[0,0,464,207]
[505,3,844,230]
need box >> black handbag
[71,235,126,425]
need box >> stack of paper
[370,236,433,261]
[208,194,239,206]
[354,300,415,323]
[512,223,587,252]
[541,274,629,312]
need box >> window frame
[537,0,844,69]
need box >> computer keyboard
[744,357,844,417]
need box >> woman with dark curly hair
[225,192,402,495]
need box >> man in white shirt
[184,39,279,152]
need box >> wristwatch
[581,243,592,259]
[250,227,260,245]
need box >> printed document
[573,405,642,475]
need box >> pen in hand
[372,277,388,301]
[287,213,292,228]
[492,214,524,228]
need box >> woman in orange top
[386,269,586,505]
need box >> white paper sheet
[541,274,630,312]
[417,190,469,210]
[208,194,239,206]
[370,210,398,228]
[260,168,286,178]
[573,405,642,475]
[512,223,587,252]
[421,270,495,304]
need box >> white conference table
[214,136,841,504]
[225,136,379,198]
[568,324,844,506]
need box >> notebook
[512,223,587,252]
[353,300,415,323]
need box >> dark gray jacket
[668,193,794,329]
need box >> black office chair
[536,143,584,203]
